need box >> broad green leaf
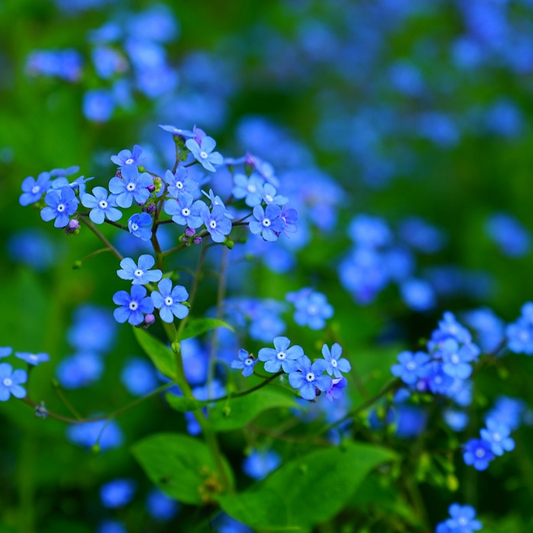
[218,442,396,530]
[209,388,296,432]
[132,433,233,505]
[133,328,177,380]
[180,318,234,341]
[166,394,207,412]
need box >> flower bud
[193,236,202,245]
[185,227,195,238]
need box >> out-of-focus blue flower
[0,363,27,401]
[109,165,152,208]
[0,347,12,358]
[7,229,58,271]
[288,356,332,400]
[258,336,302,373]
[463,308,505,353]
[92,46,127,79]
[121,357,159,396]
[418,111,459,148]
[440,339,479,380]
[56,352,103,389]
[348,215,392,248]
[400,279,436,312]
[399,217,446,253]
[67,305,116,354]
[66,419,123,451]
[214,514,253,533]
[128,212,153,241]
[485,396,529,431]
[485,99,523,138]
[325,377,347,401]
[243,449,281,480]
[117,255,162,285]
[480,417,515,456]
[26,49,83,81]
[231,349,257,377]
[232,173,264,207]
[151,279,189,323]
[436,503,482,533]
[286,288,333,330]
[186,136,223,172]
[391,351,429,386]
[81,186,122,224]
[83,89,115,122]
[506,302,533,355]
[15,352,49,366]
[444,409,469,432]
[113,286,154,326]
[111,145,144,167]
[394,405,427,439]
[463,438,494,470]
[97,520,127,533]
[201,205,232,243]
[486,213,531,257]
[100,479,136,508]
[388,60,424,96]
[164,193,205,228]
[159,124,194,138]
[20,172,51,206]
[41,187,79,228]
[146,488,180,522]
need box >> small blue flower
[158,124,194,138]
[463,438,495,471]
[232,173,264,207]
[113,286,154,326]
[249,204,285,242]
[0,363,27,401]
[261,183,288,206]
[56,352,103,389]
[321,343,351,378]
[20,172,51,206]
[325,377,347,401]
[506,318,533,355]
[151,279,189,323]
[109,165,152,208]
[288,355,332,401]
[201,205,232,243]
[81,186,122,224]
[0,347,12,358]
[243,449,281,480]
[100,479,136,508]
[128,212,153,241]
[185,136,223,172]
[258,336,303,373]
[52,175,93,196]
[231,349,257,377]
[280,205,298,235]
[480,417,515,456]
[202,189,234,219]
[287,288,333,330]
[117,254,162,285]
[111,144,144,167]
[391,351,430,386]
[164,193,205,228]
[98,520,127,533]
[15,352,50,366]
[163,168,198,198]
[146,488,180,522]
[121,357,159,397]
[419,361,453,395]
[41,187,79,228]
[440,339,479,380]
[66,419,123,451]
[440,504,483,533]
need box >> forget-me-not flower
[128,213,153,241]
[117,254,162,285]
[151,279,189,323]
[321,343,351,378]
[185,136,223,172]
[201,205,232,243]
[231,349,257,377]
[81,186,122,224]
[41,187,79,228]
[288,355,332,401]
[109,165,152,208]
[0,363,27,401]
[113,286,154,326]
[15,352,50,366]
[258,336,303,373]
[111,145,144,167]
[20,172,51,206]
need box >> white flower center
[29,354,38,361]
[277,351,286,360]
[209,220,217,229]
[450,354,460,365]
[434,376,442,384]
[265,194,273,203]
[406,361,416,371]
[127,182,136,191]
[182,208,190,216]
[165,296,173,306]
[331,359,338,367]
[99,200,108,209]
[177,181,183,189]
[262,218,271,227]
[308,305,318,315]
[247,184,257,193]
[134,269,143,278]
[244,358,254,366]
[129,301,139,311]
[519,330,530,342]
[306,372,315,382]
[3,378,12,387]
[57,203,66,212]
[200,151,208,159]
[31,185,40,194]
[493,432,501,442]
[458,517,468,527]
[475,448,485,458]
[125,158,134,165]
[131,223,139,231]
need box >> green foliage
[179,318,234,341]
[133,327,177,381]
[165,394,207,412]
[218,442,396,530]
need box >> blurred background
[2,0,533,532]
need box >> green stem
[79,216,123,260]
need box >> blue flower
[288,355,332,401]
[506,318,533,355]
[185,136,223,172]
[117,254,162,285]
[348,215,392,248]
[243,450,281,480]
[202,189,234,219]
[109,165,152,208]
[0,363,27,401]
[151,279,189,323]
[98,520,127,533]
[113,286,154,326]
[232,173,264,207]
[0,347,12,358]
[163,168,198,198]
[15,352,50,366]
[164,193,205,228]
[280,205,298,235]
[66,419,123,451]
[249,204,285,242]
[480,417,515,456]
[201,205,232,243]
[286,288,333,330]
[440,339,479,380]
[128,212,153,241]
[325,377,348,401]
[261,183,288,206]
[321,343,351,378]
[68,304,116,354]
[81,186,122,224]
[486,395,527,431]
[146,488,180,522]
[52,175,93,196]
[20,172,51,206]
[258,336,303,373]
[463,438,495,470]
[111,144,144,167]
[56,353,103,389]
[231,349,257,377]
[83,89,114,122]
[419,361,453,395]
[439,504,483,533]
[41,187,79,228]
[121,357,159,396]
[100,479,136,508]
[391,351,430,386]
[158,124,194,138]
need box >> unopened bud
[181,235,189,243]
[193,236,202,245]
[144,313,155,326]
[147,184,155,192]
[185,227,195,238]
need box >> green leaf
[166,394,207,413]
[209,388,296,432]
[180,318,234,341]
[132,433,233,505]
[133,328,177,380]
[218,442,396,530]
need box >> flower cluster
[232,338,350,402]
[436,504,482,533]
[506,302,533,355]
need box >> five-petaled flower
[258,336,303,373]
[288,355,332,401]
[0,363,27,401]
[113,286,154,326]
[231,349,257,377]
[151,279,189,323]
[117,255,162,285]
[41,186,79,228]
